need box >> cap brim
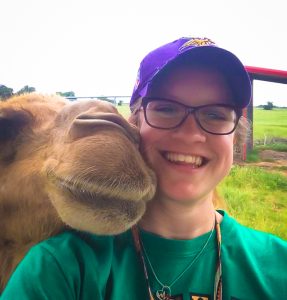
[147,46,251,108]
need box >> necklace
[132,214,222,300]
[142,219,215,298]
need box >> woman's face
[139,64,235,204]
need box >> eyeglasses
[141,97,242,135]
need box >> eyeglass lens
[143,99,239,135]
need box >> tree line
[256,102,284,110]
[0,84,75,101]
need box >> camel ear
[0,108,31,142]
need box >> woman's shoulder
[221,210,287,253]
[1,231,130,299]
[25,230,119,266]
[15,230,131,282]
[40,229,114,248]
[32,229,134,257]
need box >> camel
[0,93,157,292]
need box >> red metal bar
[245,66,287,84]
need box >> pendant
[156,286,172,300]
[156,291,170,300]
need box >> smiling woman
[135,64,236,206]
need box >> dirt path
[259,150,287,161]
[236,150,287,176]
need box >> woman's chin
[150,165,219,205]
[158,184,210,204]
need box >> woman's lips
[162,151,208,168]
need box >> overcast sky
[1,0,286,106]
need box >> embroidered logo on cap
[179,37,216,52]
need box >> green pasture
[218,107,287,239]
[218,166,287,240]
[116,103,131,118]
[253,108,287,140]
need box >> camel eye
[0,109,31,141]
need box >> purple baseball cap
[130,37,251,109]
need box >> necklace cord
[215,217,222,300]
[132,227,156,300]
[141,219,215,289]
[132,213,222,300]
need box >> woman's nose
[173,113,207,142]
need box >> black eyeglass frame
[141,97,242,135]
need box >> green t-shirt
[1,211,286,300]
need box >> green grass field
[218,166,287,239]
[116,103,131,118]
[117,104,287,240]
[253,108,287,140]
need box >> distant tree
[16,85,36,95]
[256,104,264,108]
[56,91,75,97]
[263,101,274,110]
[0,85,14,100]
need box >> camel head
[0,93,156,237]
[0,93,156,291]
[44,96,157,234]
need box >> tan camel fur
[0,93,156,291]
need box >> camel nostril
[69,113,140,144]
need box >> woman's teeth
[165,152,203,166]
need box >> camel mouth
[46,171,147,233]
[74,113,139,144]
[47,172,146,214]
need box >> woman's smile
[163,151,204,167]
